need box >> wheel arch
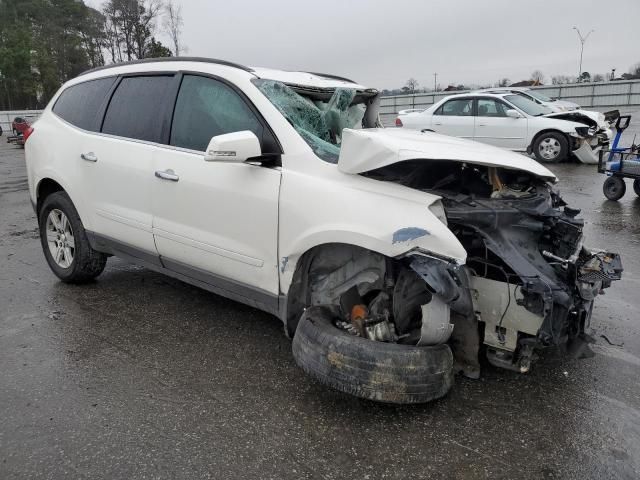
[282,242,395,338]
[528,128,571,153]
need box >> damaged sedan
[396,92,615,164]
[26,58,622,405]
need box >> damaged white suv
[26,58,622,404]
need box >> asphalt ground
[1,120,639,479]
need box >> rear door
[430,98,475,139]
[86,74,177,260]
[151,73,282,298]
[473,97,528,150]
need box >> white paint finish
[80,133,158,254]
[336,128,556,180]
[204,131,262,163]
[151,147,281,294]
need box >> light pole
[573,26,594,82]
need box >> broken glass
[253,79,365,163]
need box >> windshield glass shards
[253,79,366,163]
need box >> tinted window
[477,99,509,117]
[435,99,473,116]
[102,75,174,142]
[53,77,116,131]
[171,75,263,152]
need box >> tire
[633,179,640,197]
[533,132,569,163]
[292,306,454,404]
[13,129,18,136]
[38,191,107,283]
[603,176,626,201]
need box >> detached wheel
[39,191,107,283]
[292,306,454,404]
[603,176,626,201]
[533,132,568,163]
[633,179,640,197]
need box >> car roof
[77,57,369,90]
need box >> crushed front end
[365,159,622,373]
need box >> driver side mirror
[506,109,523,119]
[204,131,262,163]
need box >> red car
[12,117,30,136]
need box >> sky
[85,0,640,90]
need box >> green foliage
[0,0,169,109]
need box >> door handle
[81,152,98,162]
[155,169,179,182]
[477,124,487,127]
[434,122,442,126]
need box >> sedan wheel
[538,137,562,161]
[533,132,569,163]
[45,209,75,268]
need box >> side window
[170,75,264,152]
[477,99,509,117]
[102,75,174,143]
[435,99,473,116]
[53,77,116,131]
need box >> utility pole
[572,26,594,82]
[433,73,438,92]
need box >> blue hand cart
[597,115,640,200]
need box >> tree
[630,62,640,76]
[404,78,419,94]
[164,0,184,56]
[145,37,172,58]
[498,78,510,87]
[530,70,545,85]
[101,0,163,62]
[580,71,591,82]
[593,73,605,82]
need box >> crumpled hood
[543,110,608,129]
[337,128,557,181]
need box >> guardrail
[0,110,43,135]
[379,79,640,126]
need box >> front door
[152,74,282,296]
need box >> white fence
[379,79,640,126]
[0,110,43,135]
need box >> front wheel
[603,176,626,201]
[39,191,107,283]
[533,132,569,163]
[292,306,454,404]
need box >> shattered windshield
[253,79,367,163]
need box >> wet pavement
[1,136,639,480]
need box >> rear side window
[102,75,174,143]
[435,99,474,116]
[53,77,116,131]
[170,75,263,152]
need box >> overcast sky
[87,0,640,89]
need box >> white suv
[26,58,621,404]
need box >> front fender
[278,170,467,294]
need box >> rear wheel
[603,176,626,201]
[533,132,568,163]
[633,179,640,197]
[39,192,107,283]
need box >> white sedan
[396,92,612,163]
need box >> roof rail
[80,57,254,76]
[305,72,357,84]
